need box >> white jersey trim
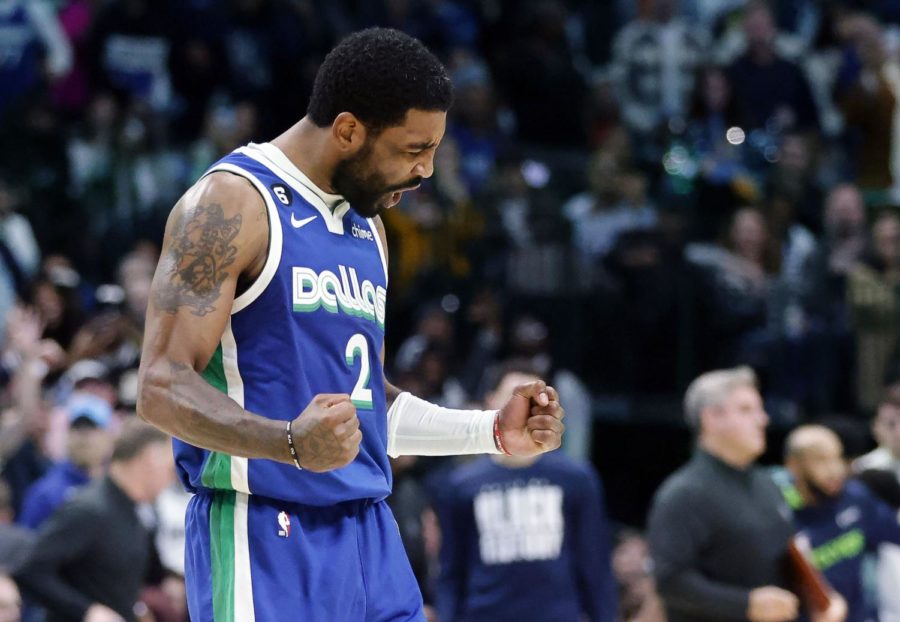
[368,218,389,283]
[233,492,256,622]
[203,162,284,315]
[222,319,250,495]
[238,143,351,236]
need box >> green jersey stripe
[210,491,236,622]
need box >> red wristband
[493,412,512,456]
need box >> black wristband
[286,420,303,470]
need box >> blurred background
[6,0,900,620]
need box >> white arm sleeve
[386,392,502,458]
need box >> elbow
[136,361,172,429]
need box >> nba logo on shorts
[277,511,291,538]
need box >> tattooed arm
[137,172,293,462]
[138,173,362,472]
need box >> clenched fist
[290,394,361,472]
[747,586,800,622]
[496,380,565,456]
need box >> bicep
[143,173,267,372]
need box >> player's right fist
[290,394,361,472]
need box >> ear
[332,112,369,154]
[699,406,718,431]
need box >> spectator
[852,382,900,622]
[686,207,775,368]
[685,65,754,229]
[647,367,799,622]
[506,317,594,461]
[496,0,588,147]
[836,14,897,193]
[446,58,506,196]
[855,383,900,479]
[613,530,665,622]
[87,0,175,111]
[611,0,709,137]
[563,146,657,270]
[727,1,820,134]
[18,392,113,530]
[0,0,72,118]
[0,174,40,340]
[436,363,617,622]
[781,424,896,622]
[847,210,900,412]
[820,184,868,284]
[15,419,174,622]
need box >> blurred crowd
[8,0,900,620]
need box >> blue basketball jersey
[173,142,393,506]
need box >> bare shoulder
[152,172,268,318]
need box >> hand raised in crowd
[748,586,800,622]
[6,305,44,357]
[290,394,362,472]
[496,379,565,456]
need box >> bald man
[781,425,900,622]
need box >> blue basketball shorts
[184,491,425,622]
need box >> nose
[759,408,769,427]
[414,152,435,179]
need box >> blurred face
[612,535,650,585]
[67,421,113,470]
[779,136,810,172]
[744,6,776,52]
[703,70,730,112]
[137,440,176,503]
[825,186,865,236]
[730,208,768,263]
[874,214,900,268]
[0,575,20,622]
[702,385,769,463]
[333,109,446,217]
[874,402,900,458]
[34,282,64,325]
[790,434,847,499]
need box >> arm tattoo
[155,203,242,317]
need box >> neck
[270,117,338,193]
[108,462,143,503]
[699,437,754,469]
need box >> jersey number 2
[345,334,373,409]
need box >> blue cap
[66,393,113,429]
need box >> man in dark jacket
[15,419,173,622]
[648,367,799,622]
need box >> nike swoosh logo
[291,214,317,229]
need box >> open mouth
[383,184,421,209]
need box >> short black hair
[307,28,453,132]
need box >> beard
[804,476,842,502]
[332,142,422,218]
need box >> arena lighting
[726,126,746,145]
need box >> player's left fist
[496,380,565,457]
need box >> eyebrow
[405,141,438,151]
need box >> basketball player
[136,28,565,622]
